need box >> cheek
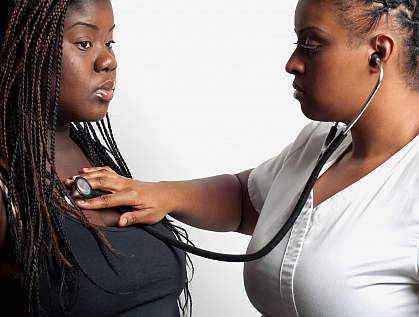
[60,54,89,104]
[304,52,371,121]
[58,49,110,122]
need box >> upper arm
[247,143,293,212]
[237,143,294,235]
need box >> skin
[67,0,418,236]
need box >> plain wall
[110,1,309,316]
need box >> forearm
[72,167,258,234]
[167,174,243,232]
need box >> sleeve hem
[247,168,262,214]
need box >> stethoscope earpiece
[370,52,382,66]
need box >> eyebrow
[67,22,115,32]
[295,26,329,37]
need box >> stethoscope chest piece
[71,176,109,199]
[71,176,94,199]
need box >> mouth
[95,80,115,102]
[292,82,305,101]
[95,89,114,102]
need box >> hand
[65,166,176,227]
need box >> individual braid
[396,0,419,84]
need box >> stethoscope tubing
[74,60,384,263]
[141,130,347,262]
[139,60,384,262]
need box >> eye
[77,41,92,50]
[106,40,116,48]
[293,41,322,55]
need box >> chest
[55,140,120,227]
[245,190,419,317]
[39,220,186,316]
[312,154,388,209]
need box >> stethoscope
[71,53,384,262]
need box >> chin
[300,104,322,121]
[300,100,337,122]
[75,112,108,123]
[88,112,108,122]
[85,104,110,122]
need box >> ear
[369,34,395,69]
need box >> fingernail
[121,218,128,226]
[77,200,86,205]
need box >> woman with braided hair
[0,0,193,316]
[73,0,419,316]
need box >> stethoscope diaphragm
[71,176,109,199]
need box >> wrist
[158,181,184,215]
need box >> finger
[80,166,116,174]
[64,178,75,188]
[70,170,126,192]
[76,191,138,210]
[82,175,125,192]
[119,210,161,227]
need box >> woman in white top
[66,0,419,316]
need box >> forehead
[65,0,114,25]
[294,0,341,34]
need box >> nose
[285,50,305,75]
[94,48,117,73]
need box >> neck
[346,84,419,160]
[52,121,72,152]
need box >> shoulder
[281,121,334,165]
[248,121,334,212]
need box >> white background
[110,1,309,316]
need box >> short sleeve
[247,143,293,213]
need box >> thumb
[119,210,158,227]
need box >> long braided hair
[0,0,193,315]
[332,0,419,90]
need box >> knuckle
[98,171,107,178]
[105,166,114,173]
[127,189,138,199]
[97,176,105,186]
[100,195,110,207]
[126,190,140,205]
[130,214,138,224]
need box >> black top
[39,214,186,316]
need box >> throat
[54,135,93,181]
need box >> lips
[95,80,115,102]
[292,82,304,92]
[292,82,305,100]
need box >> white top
[244,122,419,317]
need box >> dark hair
[333,0,418,90]
[0,0,192,315]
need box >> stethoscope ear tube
[141,130,347,262]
